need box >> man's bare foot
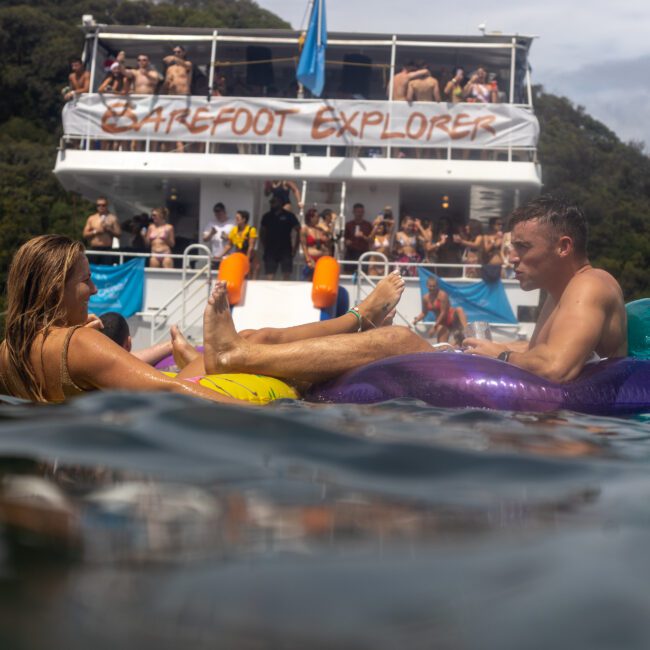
[170,325,200,369]
[381,308,397,327]
[357,271,405,330]
[203,281,249,374]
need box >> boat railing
[86,246,213,344]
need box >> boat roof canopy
[86,25,534,72]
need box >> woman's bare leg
[177,271,405,378]
[201,282,431,384]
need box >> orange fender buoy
[311,256,339,309]
[218,253,250,305]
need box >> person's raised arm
[202,225,215,242]
[107,215,121,237]
[286,181,303,209]
[433,79,441,102]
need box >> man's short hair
[508,195,588,256]
[352,203,364,210]
[213,202,226,212]
[70,56,83,65]
[100,312,130,348]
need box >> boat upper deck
[56,24,540,187]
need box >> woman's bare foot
[203,281,249,374]
[357,271,405,330]
[170,325,200,369]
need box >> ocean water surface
[0,392,649,649]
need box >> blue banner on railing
[417,268,517,324]
[89,258,145,318]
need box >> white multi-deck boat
[54,21,542,348]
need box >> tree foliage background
[0,0,648,312]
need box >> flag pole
[317,0,323,48]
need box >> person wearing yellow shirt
[223,210,258,277]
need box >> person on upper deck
[202,202,235,269]
[481,216,505,282]
[444,68,465,103]
[389,61,431,100]
[464,196,628,381]
[162,45,192,95]
[98,54,131,95]
[406,64,441,103]
[63,57,90,101]
[123,53,161,95]
[462,66,498,103]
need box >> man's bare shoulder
[563,267,624,307]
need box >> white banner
[63,95,539,149]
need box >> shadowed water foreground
[0,392,649,649]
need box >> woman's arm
[144,225,153,249]
[166,224,175,249]
[67,328,244,405]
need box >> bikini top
[0,326,86,403]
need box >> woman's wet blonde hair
[3,235,85,401]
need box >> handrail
[148,244,212,344]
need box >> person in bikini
[464,196,627,382]
[393,216,422,277]
[145,207,175,268]
[0,235,438,404]
[300,208,328,279]
[412,276,468,344]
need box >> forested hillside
[0,0,648,307]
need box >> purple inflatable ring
[306,352,650,416]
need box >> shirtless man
[412,277,468,343]
[162,45,192,151]
[389,61,430,101]
[82,197,122,264]
[123,53,161,94]
[464,196,627,382]
[406,65,441,157]
[406,66,440,103]
[63,58,90,101]
[162,45,192,95]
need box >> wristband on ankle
[346,307,363,332]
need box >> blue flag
[417,268,517,324]
[297,0,327,97]
[89,258,145,318]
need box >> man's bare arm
[466,279,607,382]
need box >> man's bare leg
[176,272,405,378]
[201,282,431,384]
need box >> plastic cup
[464,321,492,341]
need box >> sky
[259,0,650,147]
